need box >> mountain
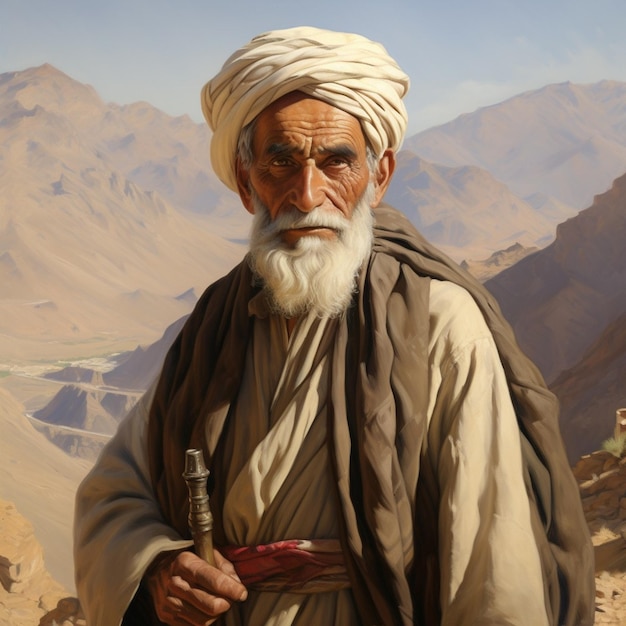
[30,405,116,461]
[29,315,188,458]
[102,314,188,390]
[485,171,626,383]
[0,63,242,221]
[8,64,622,463]
[551,311,626,463]
[5,66,609,367]
[573,451,626,624]
[405,81,626,212]
[29,315,187,458]
[460,242,539,283]
[385,151,555,261]
[32,382,139,434]
[43,162,625,462]
[0,499,73,625]
[0,64,247,363]
[0,388,91,591]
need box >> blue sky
[2,0,625,134]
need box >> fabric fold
[221,539,350,593]
[147,203,595,626]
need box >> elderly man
[74,27,594,626]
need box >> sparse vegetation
[0,371,10,378]
[601,433,626,458]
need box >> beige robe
[74,279,548,626]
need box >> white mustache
[265,208,350,235]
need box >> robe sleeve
[73,383,193,626]
[426,281,549,626]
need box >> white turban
[201,26,410,192]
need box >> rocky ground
[0,500,85,625]
[573,450,626,624]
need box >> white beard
[248,185,375,319]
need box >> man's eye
[326,158,349,168]
[271,158,292,167]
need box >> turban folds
[202,26,410,192]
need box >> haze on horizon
[2,0,626,134]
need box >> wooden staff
[182,448,216,567]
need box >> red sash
[221,539,350,593]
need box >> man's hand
[145,548,248,625]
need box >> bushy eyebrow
[265,142,358,160]
[266,143,296,157]
[319,145,358,160]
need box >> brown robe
[145,204,594,625]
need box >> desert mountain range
[552,310,626,463]
[0,64,246,364]
[4,66,626,364]
[1,64,626,606]
[485,172,626,460]
[485,171,626,382]
[406,80,626,211]
[0,388,91,591]
[384,151,565,261]
[32,169,625,465]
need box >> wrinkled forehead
[250,91,369,155]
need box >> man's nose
[291,163,325,213]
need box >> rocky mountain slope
[385,151,558,261]
[0,389,91,591]
[0,499,85,625]
[460,242,539,283]
[4,65,609,369]
[406,80,626,211]
[573,451,626,625]
[0,64,246,364]
[0,63,240,220]
[32,170,626,465]
[486,171,626,384]
[551,311,626,462]
[28,316,188,460]
[101,313,188,391]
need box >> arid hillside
[0,389,91,591]
[2,65,602,370]
[406,80,626,211]
[551,312,626,462]
[486,171,626,384]
[0,64,246,364]
[385,151,559,262]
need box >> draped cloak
[146,204,594,625]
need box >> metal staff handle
[183,448,216,567]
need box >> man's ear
[235,157,255,214]
[371,149,396,207]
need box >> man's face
[238,92,395,318]
[236,92,374,247]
